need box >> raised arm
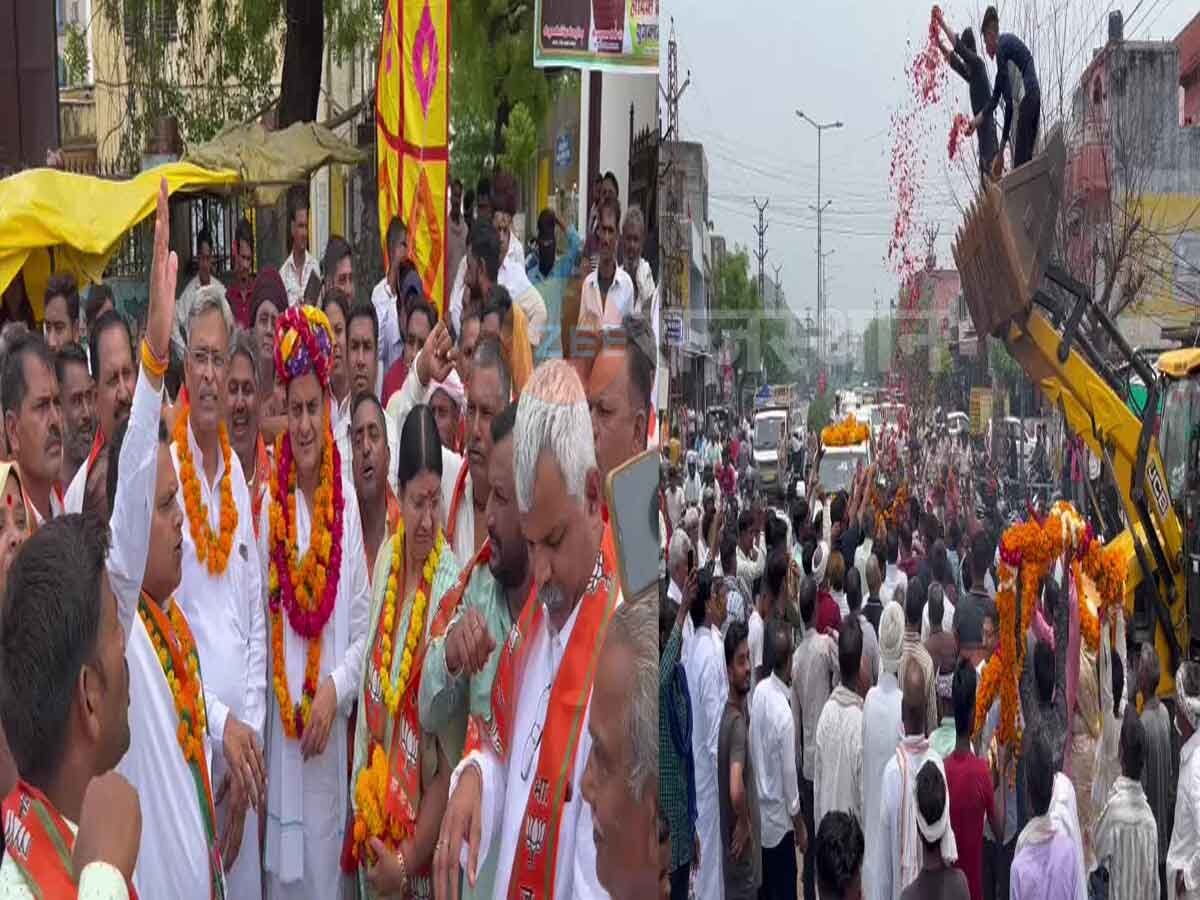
[107,179,174,635]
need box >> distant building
[1065,10,1200,345]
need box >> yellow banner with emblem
[376,0,450,315]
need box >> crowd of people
[660,412,1200,900]
[0,174,664,900]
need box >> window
[124,0,178,46]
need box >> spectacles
[188,348,227,372]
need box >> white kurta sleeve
[204,691,230,744]
[449,256,467,336]
[780,705,801,819]
[107,367,164,636]
[515,286,547,347]
[77,862,131,899]
[330,491,370,712]
[383,347,429,438]
[241,498,267,739]
[1168,756,1200,895]
[450,749,506,882]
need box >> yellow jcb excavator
[952,126,1199,695]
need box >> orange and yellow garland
[268,424,343,739]
[973,501,1127,753]
[141,596,209,762]
[821,414,870,447]
[377,523,445,716]
[174,408,238,576]
[352,745,409,858]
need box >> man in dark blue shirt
[967,5,1041,175]
[935,13,998,184]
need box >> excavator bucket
[952,126,1067,338]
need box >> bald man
[877,663,943,900]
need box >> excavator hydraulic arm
[951,126,1192,683]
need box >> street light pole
[796,109,843,373]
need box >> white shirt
[878,736,941,900]
[0,821,130,899]
[684,622,726,900]
[814,685,865,827]
[170,420,265,900]
[664,486,684,527]
[621,257,655,316]
[499,237,547,348]
[448,580,616,898]
[256,456,370,894]
[107,368,219,900]
[747,608,765,674]
[750,673,802,850]
[280,250,320,307]
[791,628,838,780]
[737,544,765,590]
[577,266,635,331]
[683,472,702,506]
[881,564,908,606]
[370,276,404,374]
[63,452,88,514]
[861,672,903,900]
[448,255,469,336]
[1168,729,1200,900]
[1093,776,1159,900]
[854,538,874,586]
[668,577,683,609]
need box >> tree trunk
[278,0,325,128]
[492,96,511,165]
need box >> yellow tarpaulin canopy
[183,121,367,206]
[0,162,239,319]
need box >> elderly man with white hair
[668,528,692,615]
[619,205,655,315]
[582,595,659,900]
[171,283,267,899]
[862,602,906,900]
[434,359,618,899]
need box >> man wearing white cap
[899,760,968,900]
[878,659,940,900]
[863,602,906,900]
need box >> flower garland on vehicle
[377,521,445,716]
[973,501,1128,749]
[173,406,238,576]
[821,414,870,447]
[267,423,344,739]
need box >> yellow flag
[376,0,450,315]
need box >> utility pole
[771,263,783,310]
[795,109,843,372]
[660,19,690,408]
[753,197,768,307]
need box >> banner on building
[377,0,450,314]
[533,0,659,73]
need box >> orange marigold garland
[377,523,445,717]
[821,414,870,447]
[350,745,411,867]
[174,407,238,576]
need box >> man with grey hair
[619,205,655,316]
[582,594,659,900]
[174,283,266,899]
[668,527,692,614]
[435,359,617,899]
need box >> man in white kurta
[436,360,615,899]
[173,296,267,899]
[1168,662,1200,900]
[256,307,371,900]
[814,632,865,826]
[109,368,223,900]
[685,596,728,900]
[862,603,906,900]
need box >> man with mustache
[586,313,655,483]
[104,180,256,899]
[1,332,65,526]
[390,325,509,568]
[419,403,531,797]
[56,343,97,491]
[346,302,399,491]
[171,285,267,899]
[42,275,82,353]
[350,392,400,580]
[63,309,136,515]
[226,330,270,538]
[434,359,618,900]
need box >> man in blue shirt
[967,5,1041,175]
[526,208,583,364]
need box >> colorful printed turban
[274,305,334,388]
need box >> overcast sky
[659,0,1197,338]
